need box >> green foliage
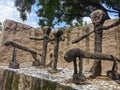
[15,0,35,21]
[14,0,120,27]
[37,0,60,27]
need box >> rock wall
[0,19,120,73]
[0,19,43,66]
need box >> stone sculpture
[52,29,64,71]
[4,41,42,68]
[89,10,106,76]
[64,48,120,83]
[107,56,120,80]
[30,26,51,66]
[48,29,64,73]
[72,9,120,77]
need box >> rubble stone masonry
[0,19,120,73]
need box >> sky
[0,0,118,28]
[0,0,39,28]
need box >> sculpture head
[64,52,74,63]
[43,26,51,36]
[90,9,107,24]
[4,41,13,46]
[64,49,79,63]
[53,29,63,38]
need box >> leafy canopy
[15,0,120,28]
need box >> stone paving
[0,66,120,90]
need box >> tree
[14,0,120,28]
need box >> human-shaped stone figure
[4,40,42,68]
[89,10,107,77]
[9,46,20,69]
[64,48,120,83]
[52,29,64,71]
[30,26,51,66]
[72,9,120,77]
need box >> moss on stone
[57,84,76,90]
[12,73,19,90]
[4,70,15,90]
[42,79,57,90]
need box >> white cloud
[82,17,92,25]
[0,0,39,28]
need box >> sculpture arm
[72,30,94,44]
[72,19,120,44]
[102,19,120,30]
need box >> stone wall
[0,19,120,73]
[0,19,43,66]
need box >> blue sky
[0,0,118,28]
[0,0,39,28]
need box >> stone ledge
[0,66,120,90]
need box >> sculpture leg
[9,47,19,69]
[73,58,79,84]
[32,53,41,66]
[73,59,77,74]
[79,57,86,82]
[79,57,83,74]
[107,55,120,80]
[73,58,86,84]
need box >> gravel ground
[0,66,120,90]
